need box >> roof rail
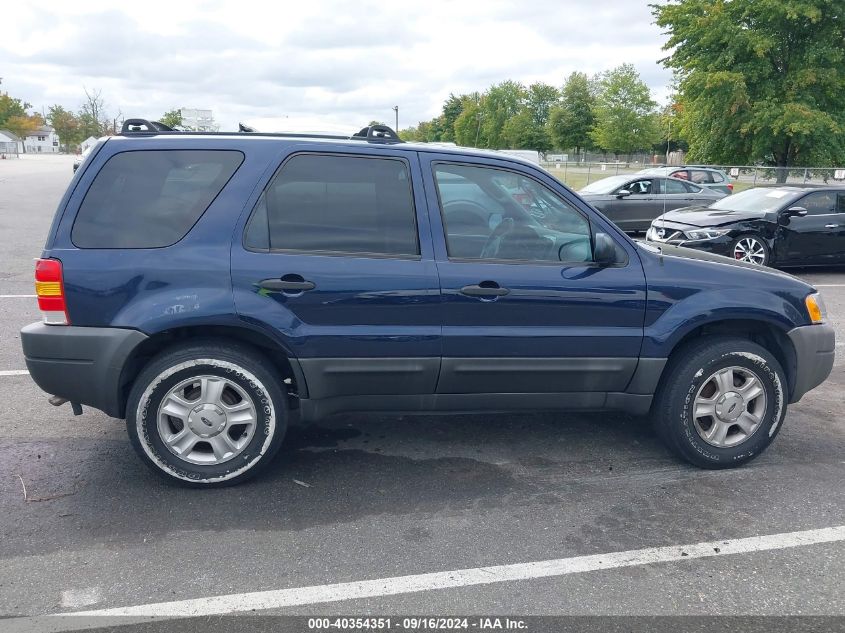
[121,119,175,134]
[352,124,403,143]
[117,119,404,144]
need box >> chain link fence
[541,160,845,192]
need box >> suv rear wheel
[126,341,287,487]
[653,337,787,468]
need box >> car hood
[656,205,769,227]
[637,241,802,281]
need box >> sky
[1,0,674,134]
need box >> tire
[653,336,787,469]
[731,233,770,266]
[126,340,288,487]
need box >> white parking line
[0,370,29,376]
[64,525,845,617]
[0,294,35,298]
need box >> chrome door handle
[824,224,838,229]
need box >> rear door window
[245,154,419,257]
[72,150,243,248]
[664,179,689,194]
[690,169,714,184]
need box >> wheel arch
[660,318,797,400]
[117,323,307,418]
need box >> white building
[80,136,99,152]
[0,130,22,155]
[24,125,59,153]
[180,108,217,132]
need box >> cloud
[0,0,673,131]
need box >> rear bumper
[20,322,148,418]
[787,323,835,403]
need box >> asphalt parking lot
[1,155,844,622]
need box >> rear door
[662,177,699,209]
[230,146,441,400]
[420,153,646,401]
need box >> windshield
[708,187,801,213]
[579,175,632,194]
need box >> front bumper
[646,226,734,255]
[21,322,148,418]
[787,323,835,403]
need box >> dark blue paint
[43,135,818,384]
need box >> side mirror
[594,232,618,266]
[616,189,632,198]
[786,206,808,217]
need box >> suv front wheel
[126,341,288,486]
[653,337,787,468]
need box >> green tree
[547,72,596,157]
[590,64,660,158]
[653,0,845,177]
[481,80,525,148]
[502,109,552,153]
[5,114,42,150]
[453,98,485,147]
[0,93,31,128]
[525,82,560,128]
[160,108,182,129]
[48,105,80,151]
[439,93,466,142]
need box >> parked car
[646,185,845,267]
[72,145,93,172]
[20,120,834,486]
[638,166,734,194]
[579,174,725,232]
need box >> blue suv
[20,121,835,486]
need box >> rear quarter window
[72,149,244,248]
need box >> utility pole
[665,116,671,165]
[393,105,398,131]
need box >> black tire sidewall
[127,350,286,486]
[663,343,786,468]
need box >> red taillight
[727,183,734,191]
[35,258,69,325]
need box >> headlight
[685,228,730,240]
[805,292,827,324]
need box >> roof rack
[121,118,175,133]
[118,119,404,144]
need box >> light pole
[393,105,399,131]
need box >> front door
[231,146,441,399]
[420,154,646,399]
[778,191,845,264]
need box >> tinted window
[838,193,845,214]
[684,182,703,193]
[690,169,714,183]
[670,170,689,180]
[73,150,243,248]
[664,178,689,194]
[801,192,838,215]
[247,154,418,256]
[434,163,592,263]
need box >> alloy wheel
[157,375,258,465]
[692,365,767,448]
[733,237,767,265]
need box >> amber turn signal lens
[805,293,824,324]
